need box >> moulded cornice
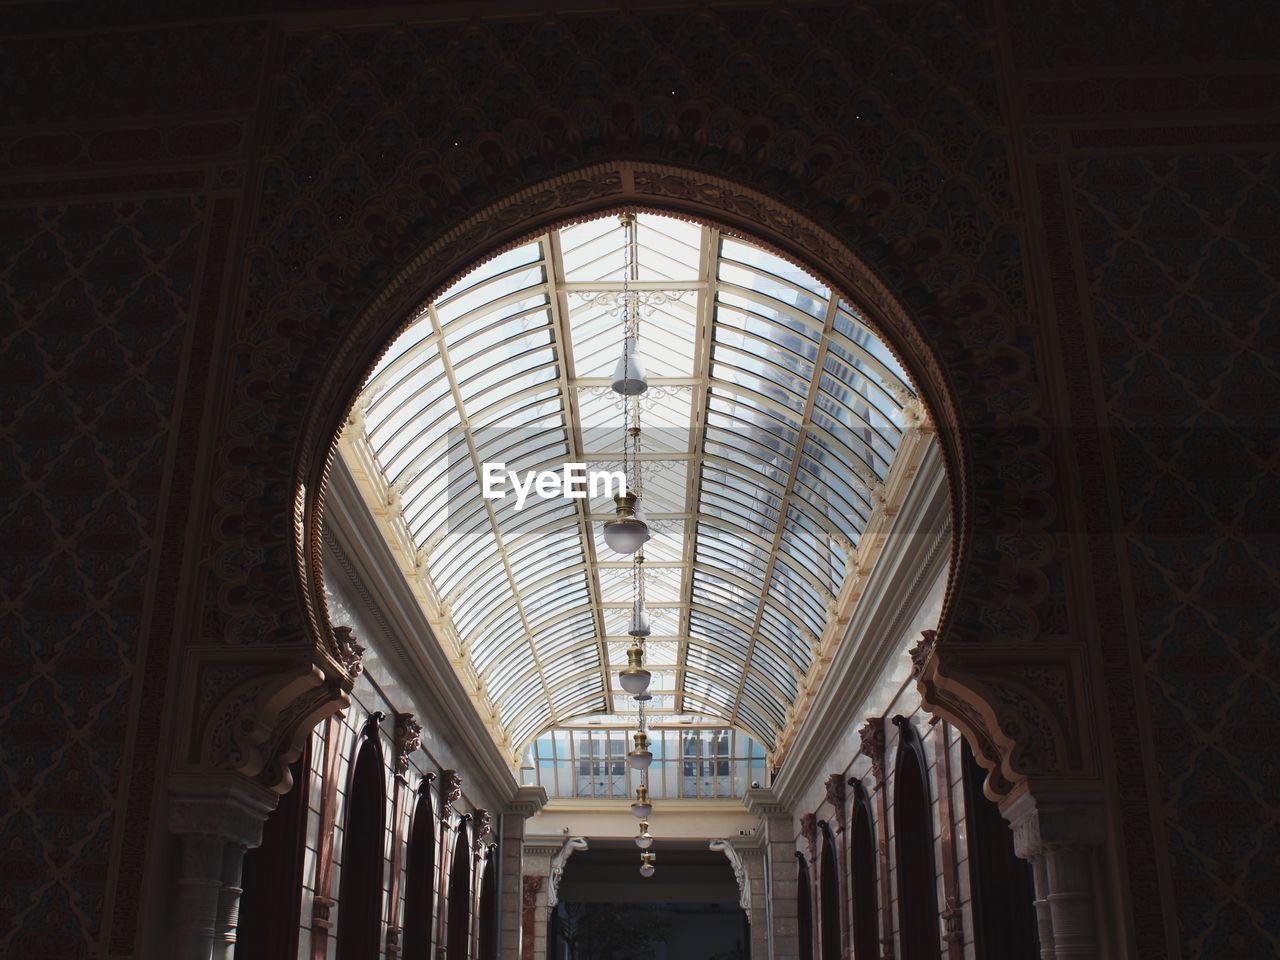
[323,454,520,807]
[508,784,549,818]
[772,443,951,808]
[743,786,790,820]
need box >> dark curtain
[402,787,436,960]
[237,746,310,960]
[894,724,940,960]
[962,741,1040,958]
[336,733,387,960]
[850,785,879,960]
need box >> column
[501,786,546,960]
[1002,788,1106,960]
[745,787,797,960]
[167,775,279,960]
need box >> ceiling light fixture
[631,784,652,819]
[635,821,654,849]
[610,213,649,397]
[619,644,652,697]
[603,214,650,558]
[639,851,656,878]
[628,730,653,770]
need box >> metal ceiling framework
[342,215,917,754]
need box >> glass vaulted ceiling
[355,215,915,750]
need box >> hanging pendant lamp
[611,334,649,396]
[618,644,652,697]
[604,492,649,555]
[635,822,654,849]
[631,784,652,819]
[627,730,653,770]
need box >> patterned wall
[0,2,1276,958]
[1014,3,1280,950]
[0,23,268,959]
[1051,149,1279,954]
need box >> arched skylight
[353,215,915,749]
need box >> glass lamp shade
[618,644,651,697]
[639,862,655,878]
[627,731,653,770]
[631,785,652,819]
[611,336,649,396]
[603,493,650,556]
[635,822,654,849]
[628,598,651,637]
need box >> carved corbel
[858,718,886,784]
[799,812,817,863]
[546,837,588,909]
[440,769,463,819]
[394,713,422,779]
[332,625,365,680]
[473,808,492,852]
[824,773,846,832]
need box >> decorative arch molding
[189,154,1090,810]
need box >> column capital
[168,774,279,848]
[744,785,790,819]
[1000,784,1106,861]
[507,784,549,818]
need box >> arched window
[893,718,940,960]
[237,745,310,960]
[445,823,473,960]
[476,851,498,960]
[819,821,841,960]
[849,781,879,960]
[337,717,387,960]
[962,740,1039,956]
[797,852,814,960]
[401,781,437,960]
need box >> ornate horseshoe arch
[186,160,1090,814]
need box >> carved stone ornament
[547,837,588,909]
[473,808,492,850]
[332,625,365,680]
[858,718,887,783]
[440,768,462,818]
[824,773,847,832]
[709,840,752,920]
[393,713,421,777]
[909,629,937,679]
[800,812,817,862]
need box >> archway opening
[894,720,940,960]
[819,821,841,960]
[963,740,1040,956]
[331,208,939,768]
[797,852,814,960]
[445,827,472,960]
[336,726,386,960]
[402,784,436,960]
[237,747,310,960]
[850,783,879,960]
